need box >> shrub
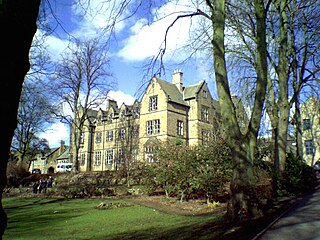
[278,153,317,196]
[144,138,232,202]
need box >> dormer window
[108,113,113,123]
[149,95,158,111]
[133,106,140,118]
[97,115,102,125]
[121,110,126,120]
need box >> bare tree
[11,81,53,170]
[51,38,113,172]
[265,0,320,179]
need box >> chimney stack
[172,69,183,92]
[60,140,65,155]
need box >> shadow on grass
[96,215,280,240]
[4,198,84,239]
[5,198,65,209]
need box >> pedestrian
[47,176,54,188]
[32,181,39,194]
[39,179,47,193]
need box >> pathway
[257,187,320,240]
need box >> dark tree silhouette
[0,0,41,237]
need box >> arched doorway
[48,166,54,174]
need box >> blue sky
[36,0,217,147]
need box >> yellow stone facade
[78,71,220,172]
[301,96,320,166]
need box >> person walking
[32,181,39,194]
[47,176,54,188]
[39,179,47,193]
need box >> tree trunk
[278,106,290,172]
[294,96,303,160]
[210,0,257,219]
[0,0,41,238]
[276,0,290,173]
[228,138,256,218]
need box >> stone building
[77,70,221,172]
[29,140,69,174]
[301,96,320,166]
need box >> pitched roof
[46,147,59,157]
[183,80,205,100]
[57,147,70,160]
[156,78,188,106]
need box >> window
[94,151,101,166]
[80,132,85,144]
[203,89,207,98]
[80,153,86,166]
[145,146,157,163]
[132,126,139,138]
[146,119,160,135]
[133,106,140,118]
[95,132,102,143]
[97,115,103,125]
[154,119,160,133]
[201,106,209,122]
[108,113,113,123]
[121,110,126,120]
[132,147,139,161]
[147,120,153,135]
[202,129,210,144]
[105,149,113,165]
[303,119,311,131]
[118,148,125,164]
[106,130,113,141]
[118,128,126,140]
[149,95,158,111]
[177,120,184,136]
[305,140,314,155]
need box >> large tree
[0,0,41,237]
[149,0,269,218]
[209,0,268,218]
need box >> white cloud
[33,29,71,62]
[107,90,135,107]
[117,1,197,62]
[40,122,70,148]
[71,0,127,39]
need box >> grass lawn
[3,197,225,240]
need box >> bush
[144,139,232,202]
[278,154,317,196]
[6,160,31,187]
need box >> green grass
[3,197,222,240]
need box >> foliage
[6,153,31,188]
[278,153,317,196]
[144,139,232,202]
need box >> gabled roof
[46,147,59,157]
[156,78,188,106]
[107,99,119,113]
[183,80,205,100]
[57,147,70,160]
